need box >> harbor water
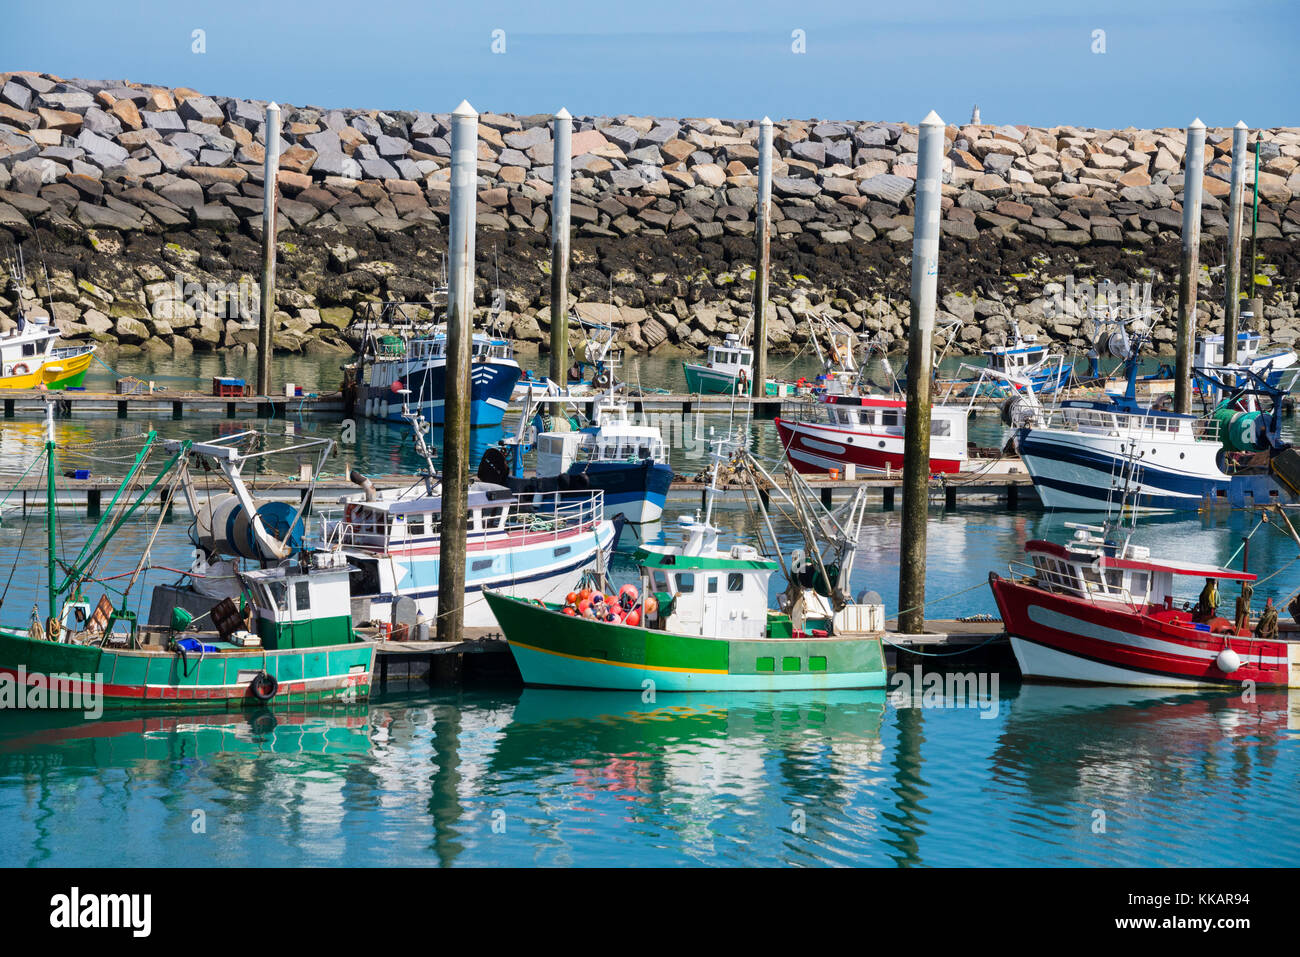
[0,350,1297,866]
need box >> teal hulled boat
[485,444,887,692]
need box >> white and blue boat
[1193,317,1298,399]
[323,407,621,628]
[1014,347,1295,512]
[349,300,522,428]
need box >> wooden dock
[3,468,1038,517]
[1,388,346,420]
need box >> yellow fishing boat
[0,317,96,390]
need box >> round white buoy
[1216,648,1242,674]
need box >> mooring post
[1174,118,1205,414]
[1223,121,1249,365]
[256,101,281,398]
[548,107,572,385]
[751,117,773,398]
[436,99,478,647]
[897,110,944,635]
[1249,132,1260,296]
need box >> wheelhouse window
[294,580,311,611]
[933,419,951,437]
[727,573,744,592]
[676,572,695,593]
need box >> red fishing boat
[775,395,969,475]
[989,517,1300,688]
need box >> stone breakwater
[0,71,1298,363]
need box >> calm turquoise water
[0,685,1295,867]
[0,349,1298,867]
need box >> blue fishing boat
[485,388,674,525]
[345,299,521,428]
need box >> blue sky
[2,0,1294,127]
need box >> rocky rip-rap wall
[0,71,1297,360]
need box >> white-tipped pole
[438,98,478,646]
[898,110,945,635]
[752,117,773,395]
[257,101,281,396]
[1174,118,1206,414]
[1223,120,1249,364]
[549,107,572,384]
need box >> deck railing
[1040,408,1220,442]
[317,488,606,553]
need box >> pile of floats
[557,584,656,627]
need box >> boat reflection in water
[988,684,1299,866]
[0,706,372,766]
[487,689,888,864]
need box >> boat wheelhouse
[978,322,1070,395]
[989,520,1300,688]
[775,394,969,475]
[324,479,620,628]
[0,316,95,390]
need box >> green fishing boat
[485,441,887,691]
[0,408,374,710]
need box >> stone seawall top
[0,70,1297,360]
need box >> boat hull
[0,347,95,390]
[988,574,1299,688]
[775,416,963,475]
[540,461,673,524]
[362,357,521,427]
[683,361,746,395]
[1015,427,1225,511]
[0,628,375,709]
[352,517,622,628]
[485,592,886,691]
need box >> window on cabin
[707,577,718,594]
[480,507,504,529]
[728,573,744,592]
[294,581,311,612]
[268,581,288,612]
[881,409,899,428]
[1129,572,1148,596]
[409,515,425,536]
[677,573,695,593]
[22,343,36,357]
[653,571,669,592]
[933,419,952,437]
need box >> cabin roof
[635,547,777,571]
[1025,539,1255,581]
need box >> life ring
[250,671,278,702]
[10,363,30,377]
[593,371,611,390]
